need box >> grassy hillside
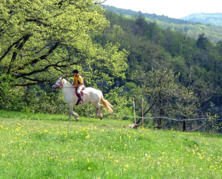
[0,110,222,178]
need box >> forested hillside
[104,6,222,42]
[99,10,222,129]
[183,13,222,26]
[1,1,222,131]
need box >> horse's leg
[95,103,103,120]
[73,111,79,121]
[68,104,73,120]
[68,104,79,121]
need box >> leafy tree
[196,33,211,50]
[133,68,198,128]
[0,0,127,86]
[0,0,128,112]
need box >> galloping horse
[52,78,113,120]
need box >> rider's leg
[76,85,83,105]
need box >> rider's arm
[78,76,84,85]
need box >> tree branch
[15,41,60,72]
[25,18,49,27]
[0,35,30,63]
[7,34,32,74]
[14,81,45,86]
[15,60,77,78]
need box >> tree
[196,33,211,50]
[135,68,198,129]
[0,0,127,86]
[0,0,128,112]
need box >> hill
[0,110,222,178]
[182,13,222,26]
[103,5,222,42]
[103,5,195,25]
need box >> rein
[56,79,64,88]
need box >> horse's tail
[100,97,113,113]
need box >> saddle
[74,87,85,97]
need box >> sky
[103,0,222,19]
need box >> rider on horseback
[72,69,85,105]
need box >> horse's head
[52,77,64,89]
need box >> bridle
[55,79,64,89]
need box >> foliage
[104,6,222,42]
[0,0,128,114]
[1,1,222,132]
[102,11,222,123]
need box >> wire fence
[112,113,222,132]
[121,97,222,132]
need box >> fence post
[142,97,144,127]
[182,120,186,132]
[132,97,136,124]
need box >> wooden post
[182,120,186,132]
[142,97,144,127]
[132,97,136,124]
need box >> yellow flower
[114,160,119,163]
[85,135,90,139]
[125,164,129,168]
[2,153,6,157]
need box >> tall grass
[0,110,222,178]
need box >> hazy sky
[104,0,222,18]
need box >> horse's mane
[63,78,73,88]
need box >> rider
[72,69,85,105]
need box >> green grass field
[0,110,222,178]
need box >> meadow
[0,110,222,178]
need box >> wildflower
[114,160,119,163]
[85,135,90,139]
[2,153,6,157]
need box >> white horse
[52,77,113,120]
